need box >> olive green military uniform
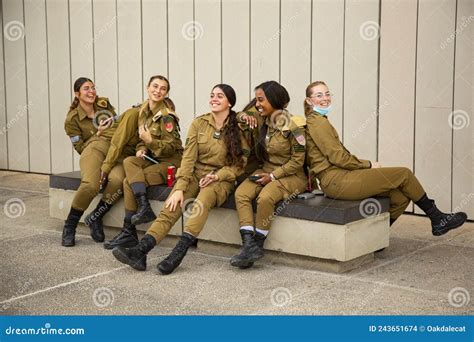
[145,113,249,242]
[65,97,127,211]
[305,111,425,220]
[120,101,184,212]
[235,111,307,231]
[236,106,264,183]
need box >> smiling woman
[103,75,184,251]
[231,81,307,269]
[304,81,467,236]
[112,84,250,275]
[62,77,125,247]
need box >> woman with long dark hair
[112,84,249,274]
[62,77,124,246]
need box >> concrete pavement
[0,171,472,315]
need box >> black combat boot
[84,200,111,242]
[415,194,467,236]
[61,207,83,247]
[112,234,156,271]
[157,233,197,275]
[230,230,266,268]
[104,217,138,250]
[131,193,156,225]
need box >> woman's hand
[199,172,219,188]
[255,173,272,186]
[96,117,113,136]
[138,125,153,144]
[165,190,184,212]
[240,113,258,129]
[136,149,147,158]
[371,161,382,169]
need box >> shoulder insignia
[293,143,305,152]
[290,116,306,146]
[70,135,80,143]
[96,97,109,109]
[132,103,141,108]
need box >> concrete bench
[49,172,390,272]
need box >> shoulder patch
[293,143,305,152]
[132,103,141,108]
[289,116,306,146]
[96,97,109,109]
[70,135,80,143]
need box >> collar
[77,104,91,121]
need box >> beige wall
[0,0,472,218]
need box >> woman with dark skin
[304,81,467,235]
[231,81,307,269]
[112,84,250,275]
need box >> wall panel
[3,0,29,171]
[69,0,94,171]
[47,0,73,174]
[142,0,167,102]
[117,0,142,113]
[168,0,194,141]
[343,0,379,159]
[414,0,456,213]
[280,0,311,117]
[25,0,51,174]
[92,0,118,111]
[250,0,280,87]
[452,0,473,216]
[222,0,250,110]
[311,0,345,134]
[0,0,8,169]
[195,0,221,116]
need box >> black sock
[414,193,434,214]
[130,182,146,195]
[125,211,135,221]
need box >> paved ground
[0,170,472,315]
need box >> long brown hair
[70,77,94,111]
[304,81,327,116]
[213,84,244,168]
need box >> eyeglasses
[309,92,333,99]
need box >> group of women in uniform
[63,76,468,275]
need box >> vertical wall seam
[67,0,74,171]
[115,0,119,113]
[249,0,251,100]
[22,0,30,172]
[450,0,458,212]
[278,0,281,83]
[220,0,223,83]
[341,0,346,143]
[91,0,95,80]
[309,0,313,82]
[44,0,52,173]
[376,0,381,161]
[193,0,196,117]
[1,0,9,170]
[413,0,419,179]
[140,0,144,101]
[166,0,169,79]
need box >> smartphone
[249,175,262,182]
